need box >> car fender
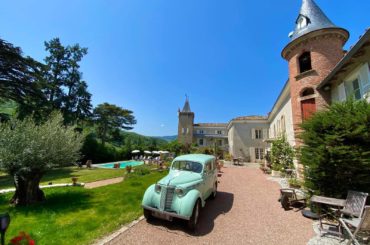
[178,189,204,218]
[142,184,155,207]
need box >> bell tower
[177,96,194,145]
[282,0,349,139]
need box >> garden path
[84,177,124,189]
[105,166,314,245]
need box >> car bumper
[142,205,190,220]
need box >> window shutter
[251,128,255,139]
[338,83,346,101]
[249,147,254,162]
[263,129,268,140]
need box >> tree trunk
[10,174,45,205]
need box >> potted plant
[270,136,294,177]
[288,178,302,188]
[71,177,78,186]
[126,165,132,173]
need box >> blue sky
[1,1,369,136]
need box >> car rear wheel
[210,182,217,200]
[188,199,200,231]
[143,209,152,221]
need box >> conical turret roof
[182,97,191,113]
[289,0,338,41]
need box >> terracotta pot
[71,177,78,185]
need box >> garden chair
[332,191,369,219]
[339,206,370,245]
[279,188,307,210]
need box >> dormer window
[299,52,312,73]
[297,15,309,30]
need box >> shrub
[299,99,370,198]
[270,136,294,171]
[131,165,151,176]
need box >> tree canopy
[93,103,137,146]
[0,38,43,104]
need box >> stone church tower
[282,0,349,139]
[177,97,194,145]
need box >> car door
[203,161,213,198]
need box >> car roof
[172,154,215,165]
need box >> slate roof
[182,98,191,113]
[231,115,268,121]
[289,0,340,41]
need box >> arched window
[301,87,315,97]
[299,52,312,73]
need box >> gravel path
[107,166,314,245]
[84,177,124,189]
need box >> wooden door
[301,98,316,121]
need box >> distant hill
[153,135,177,142]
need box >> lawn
[0,167,127,189]
[0,170,167,245]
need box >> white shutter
[338,83,346,101]
[251,128,255,139]
[263,129,268,140]
[249,147,254,162]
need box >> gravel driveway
[107,166,314,245]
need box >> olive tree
[0,113,84,205]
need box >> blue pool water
[97,161,144,169]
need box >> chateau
[178,0,370,163]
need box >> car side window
[211,160,216,170]
[205,162,211,174]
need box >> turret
[177,97,194,145]
[282,0,349,138]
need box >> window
[301,88,315,97]
[216,130,222,135]
[297,15,309,30]
[281,116,286,133]
[299,52,312,73]
[172,161,203,173]
[255,129,262,139]
[345,79,362,100]
[255,148,264,160]
[199,138,204,146]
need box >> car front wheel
[188,199,201,231]
[143,209,152,221]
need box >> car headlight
[155,184,162,193]
[175,188,185,197]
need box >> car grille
[159,186,175,211]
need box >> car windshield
[171,161,203,173]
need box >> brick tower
[282,0,349,140]
[177,97,194,145]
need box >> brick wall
[283,31,347,142]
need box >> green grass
[0,170,167,245]
[0,167,127,190]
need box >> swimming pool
[96,161,144,169]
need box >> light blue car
[142,154,218,230]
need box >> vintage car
[142,154,218,230]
